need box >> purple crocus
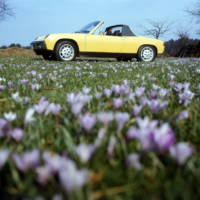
[45,103,61,115]
[97,112,114,126]
[0,118,9,137]
[52,195,63,200]
[43,152,62,172]
[18,79,29,85]
[132,105,143,116]
[76,143,95,163]
[13,149,40,172]
[94,128,107,148]
[153,124,175,152]
[135,87,145,97]
[31,84,41,90]
[104,88,112,98]
[115,112,129,131]
[113,98,123,109]
[126,153,142,170]
[0,149,10,168]
[8,128,24,142]
[66,93,92,115]
[36,165,53,185]
[79,113,96,131]
[34,98,49,114]
[178,110,189,120]
[179,90,194,105]
[58,159,88,192]
[0,85,5,91]
[169,142,193,165]
[147,99,168,113]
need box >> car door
[121,36,140,54]
[85,34,123,53]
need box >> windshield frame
[76,21,104,34]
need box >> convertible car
[31,21,165,62]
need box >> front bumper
[31,41,49,55]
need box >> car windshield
[76,21,100,33]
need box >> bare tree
[186,0,200,34]
[143,20,172,39]
[176,29,190,40]
[0,0,14,21]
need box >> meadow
[0,56,200,200]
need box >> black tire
[42,53,55,61]
[54,41,77,61]
[137,45,156,62]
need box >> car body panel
[31,21,165,58]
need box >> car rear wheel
[137,46,156,62]
[55,41,76,61]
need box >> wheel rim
[140,46,154,62]
[59,44,75,61]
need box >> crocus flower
[79,113,96,131]
[24,108,35,124]
[170,142,193,165]
[4,112,17,121]
[153,124,175,152]
[11,92,22,102]
[36,165,53,185]
[45,103,61,115]
[97,112,114,126]
[0,149,10,168]
[76,143,95,163]
[113,98,123,109]
[107,136,117,157]
[31,84,41,90]
[94,128,107,148]
[0,85,5,91]
[59,159,88,192]
[179,90,194,105]
[52,195,63,200]
[0,118,9,137]
[132,105,143,116]
[67,93,91,115]
[9,128,24,142]
[178,110,189,120]
[126,153,142,170]
[34,98,49,114]
[115,112,129,131]
[147,99,168,113]
[13,149,40,172]
[135,87,145,97]
[104,88,112,98]
[43,152,62,172]
[82,87,91,94]
[18,79,29,85]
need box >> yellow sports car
[31,21,165,62]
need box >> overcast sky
[0,0,199,46]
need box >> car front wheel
[55,41,76,61]
[137,46,156,62]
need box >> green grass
[0,56,200,200]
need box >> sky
[0,0,199,46]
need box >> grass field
[0,55,200,200]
